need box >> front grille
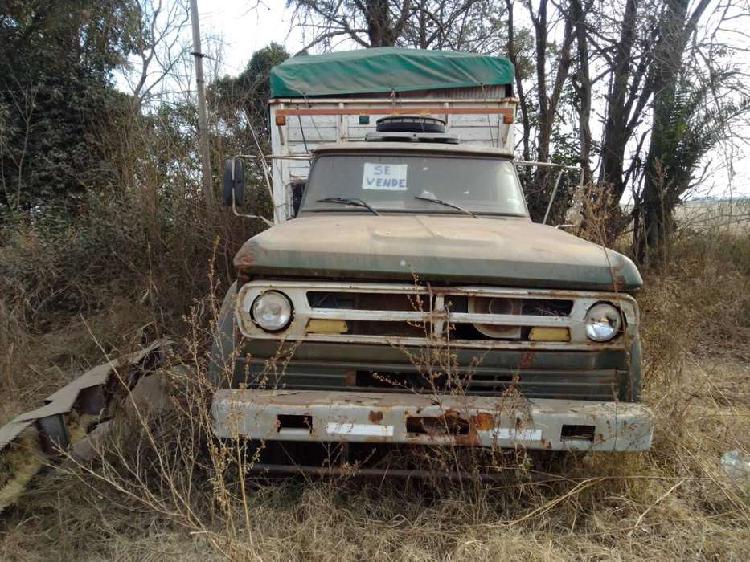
[236,281,637,351]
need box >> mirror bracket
[223,157,273,226]
[231,189,273,227]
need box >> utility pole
[190,0,215,209]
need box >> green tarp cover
[270,47,514,98]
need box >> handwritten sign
[362,163,408,191]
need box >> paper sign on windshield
[362,163,408,191]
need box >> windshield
[299,153,528,217]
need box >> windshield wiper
[316,197,380,215]
[415,195,477,218]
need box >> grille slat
[242,359,623,401]
[246,382,620,401]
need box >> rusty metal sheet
[0,339,171,513]
[5,340,169,429]
[44,340,168,409]
[0,419,34,454]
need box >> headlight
[251,291,292,332]
[584,302,621,342]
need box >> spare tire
[376,115,446,134]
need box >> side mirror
[222,158,245,206]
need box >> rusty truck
[210,48,653,473]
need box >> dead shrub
[1,220,748,560]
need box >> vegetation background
[0,1,749,560]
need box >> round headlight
[251,291,292,332]
[584,303,621,342]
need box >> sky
[198,0,304,76]
[188,0,750,200]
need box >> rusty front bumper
[211,389,653,452]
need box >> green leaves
[0,0,139,211]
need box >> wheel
[375,115,446,133]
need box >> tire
[375,116,446,133]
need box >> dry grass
[1,228,749,561]
[0,299,153,427]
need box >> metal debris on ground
[0,339,171,513]
[721,450,750,485]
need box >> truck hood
[234,215,642,291]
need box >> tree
[288,0,497,51]
[209,44,290,221]
[569,0,593,186]
[399,0,505,51]
[565,0,750,258]
[635,0,747,262]
[505,0,533,163]
[289,0,412,48]
[210,43,289,136]
[123,0,191,107]
[596,0,653,201]
[0,0,138,211]
[522,0,575,220]
[635,0,710,261]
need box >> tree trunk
[365,0,395,46]
[416,0,428,48]
[526,0,573,220]
[599,0,637,198]
[504,0,530,162]
[532,0,550,164]
[637,0,711,263]
[571,0,592,185]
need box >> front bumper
[212,389,653,452]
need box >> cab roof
[311,142,514,158]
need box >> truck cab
[210,49,652,470]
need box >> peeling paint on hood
[234,215,642,291]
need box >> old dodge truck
[210,48,652,471]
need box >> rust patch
[368,410,383,424]
[407,409,467,435]
[453,433,481,446]
[613,274,626,291]
[471,412,494,431]
[519,350,535,369]
[343,370,356,386]
[233,243,256,272]
[406,409,483,446]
